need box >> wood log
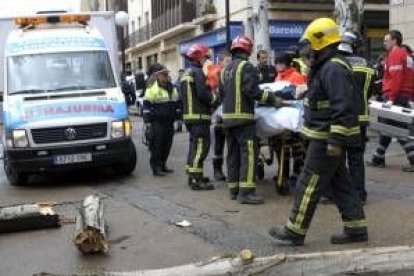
[104,246,414,276]
[74,195,109,254]
[0,203,60,234]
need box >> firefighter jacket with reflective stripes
[219,56,276,128]
[302,50,361,147]
[345,55,375,125]
[383,46,414,101]
[143,80,181,123]
[181,62,218,124]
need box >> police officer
[219,35,282,204]
[338,31,375,203]
[143,63,182,177]
[268,18,367,245]
[181,43,219,190]
[257,50,277,84]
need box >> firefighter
[257,50,277,84]
[207,52,232,181]
[268,18,367,245]
[285,45,309,75]
[338,31,375,203]
[181,43,219,190]
[367,30,414,172]
[143,63,182,177]
[219,35,283,204]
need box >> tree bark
[0,203,60,234]
[74,195,109,254]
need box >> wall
[127,0,151,35]
[390,0,414,47]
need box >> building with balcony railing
[126,0,389,78]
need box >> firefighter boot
[229,188,239,200]
[331,232,368,244]
[268,226,305,246]
[188,177,209,191]
[213,158,226,181]
[238,189,264,205]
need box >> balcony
[127,25,152,49]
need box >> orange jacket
[275,67,307,86]
[207,64,223,91]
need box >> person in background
[285,45,308,75]
[207,52,232,181]
[256,50,277,84]
[142,63,182,177]
[367,30,414,172]
[120,72,136,106]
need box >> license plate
[53,153,92,165]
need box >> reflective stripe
[185,76,194,117]
[330,125,360,136]
[235,61,247,114]
[192,138,203,172]
[354,66,375,121]
[359,115,370,122]
[228,182,239,189]
[288,173,319,235]
[240,182,256,188]
[144,82,179,103]
[303,98,330,109]
[301,126,329,139]
[261,90,269,103]
[211,93,217,105]
[287,220,307,235]
[247,139,255,186]
[188,168,203,173]
[331,58,352,72]
[389,65,403,71]
[277,138,286,188]
[222,113,255,120]
[344,220,367,228]
[183,114,211,120]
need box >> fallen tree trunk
[104,246,414,276]
[74,195,109,254]
[0,203,60,234]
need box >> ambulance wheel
[112,142,137,176]
[257,162,265,180]
[4,160,28,186]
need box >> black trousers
[286,140,366,236]
[149,121,174,172]
[346,126,367,201]
[226,123,257,191]
[371,95,414,166]
[213,124,226,160]
[186,124,211,179]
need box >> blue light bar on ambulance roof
[15,14,90,27]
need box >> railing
[127,25,153,48]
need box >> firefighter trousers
[346,126,367,202]
[213,124,226,161]
[186,123,211,179]
[149,121,174,172]
[286,140,367,237]
[226,123,257,191]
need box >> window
[146,54,158,68]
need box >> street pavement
[0,115,414,275]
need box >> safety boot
[366,160,385,168]
[213,158,226,181]
[161,166,174,173]
[331,232,368,244]
[238,189,264,205]
[268,226,305,246]
[188,178,210,191]
[153,167,167,177]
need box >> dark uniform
[219,54,278,202]
[284,49,367,239]
[345,56,375,202]
[143,79,181,175]
[181,61,218,186]
[257,64,277,84]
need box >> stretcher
[369,100,414,139]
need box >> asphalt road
[0,115,414,275]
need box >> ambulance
[0,12,137,185]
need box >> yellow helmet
[301,18,341,51]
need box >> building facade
[126,0,389,79]
[390,0,414,48]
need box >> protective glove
[327,144,343,156]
